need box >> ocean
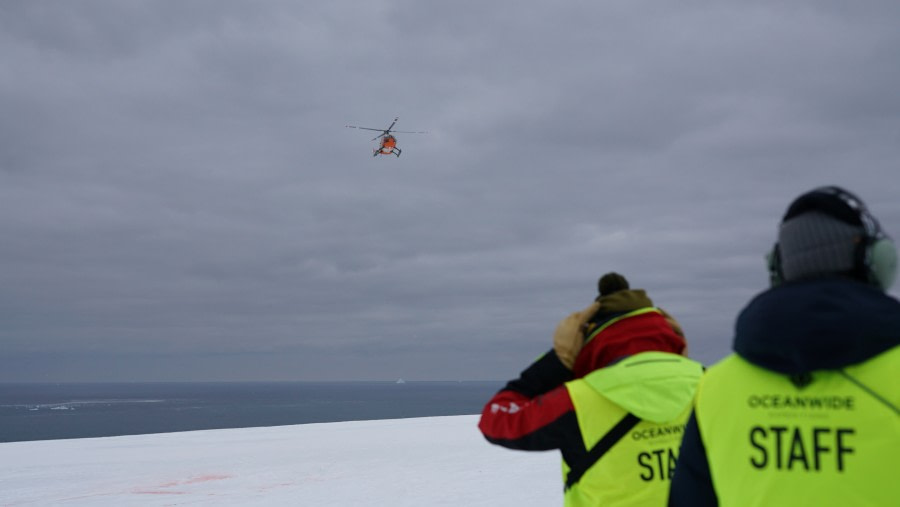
[0,381,504,443]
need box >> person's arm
[669,411,718,506]
[478,350,578,450]
[479,302,599,451]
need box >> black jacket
[669,277,900,506]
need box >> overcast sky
[2,0,898,382]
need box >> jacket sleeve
[669,411,718,506]
[478,349,580,451]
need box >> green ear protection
[868,238,898,289]
[766,186,897,290]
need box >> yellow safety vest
[694,346,900,507]
[563,351,703,506]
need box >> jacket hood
[582,351,703,423]
[593,289,653,311]
[734,277,900,374]
[574,289,686,377]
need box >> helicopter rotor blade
[345,125,384,132]
[385,117,398,133]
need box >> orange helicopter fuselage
[377,135,397,154]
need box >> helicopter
[345,117,427,157]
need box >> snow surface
[0,415,561,506]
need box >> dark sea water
[0,381,504,443]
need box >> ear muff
[846,196,897,290]
[814,186,897,290]
[865,237,898,289]
[766,243,783,287]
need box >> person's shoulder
[845,345,900,382]
[698,353,752,383]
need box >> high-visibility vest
[563,352,703,506]
[694,347,900,507]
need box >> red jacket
[479,306,685,463]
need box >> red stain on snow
[132,474,233,495]
[184,474,232,484]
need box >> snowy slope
[0,415,560,506]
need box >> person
[669,186,900,506]
[479,272,702,506]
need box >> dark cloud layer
[2,1,899,381]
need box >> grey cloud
[1,1,899,381]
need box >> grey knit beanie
[778,211,863,282]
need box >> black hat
[598,272,629,296]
